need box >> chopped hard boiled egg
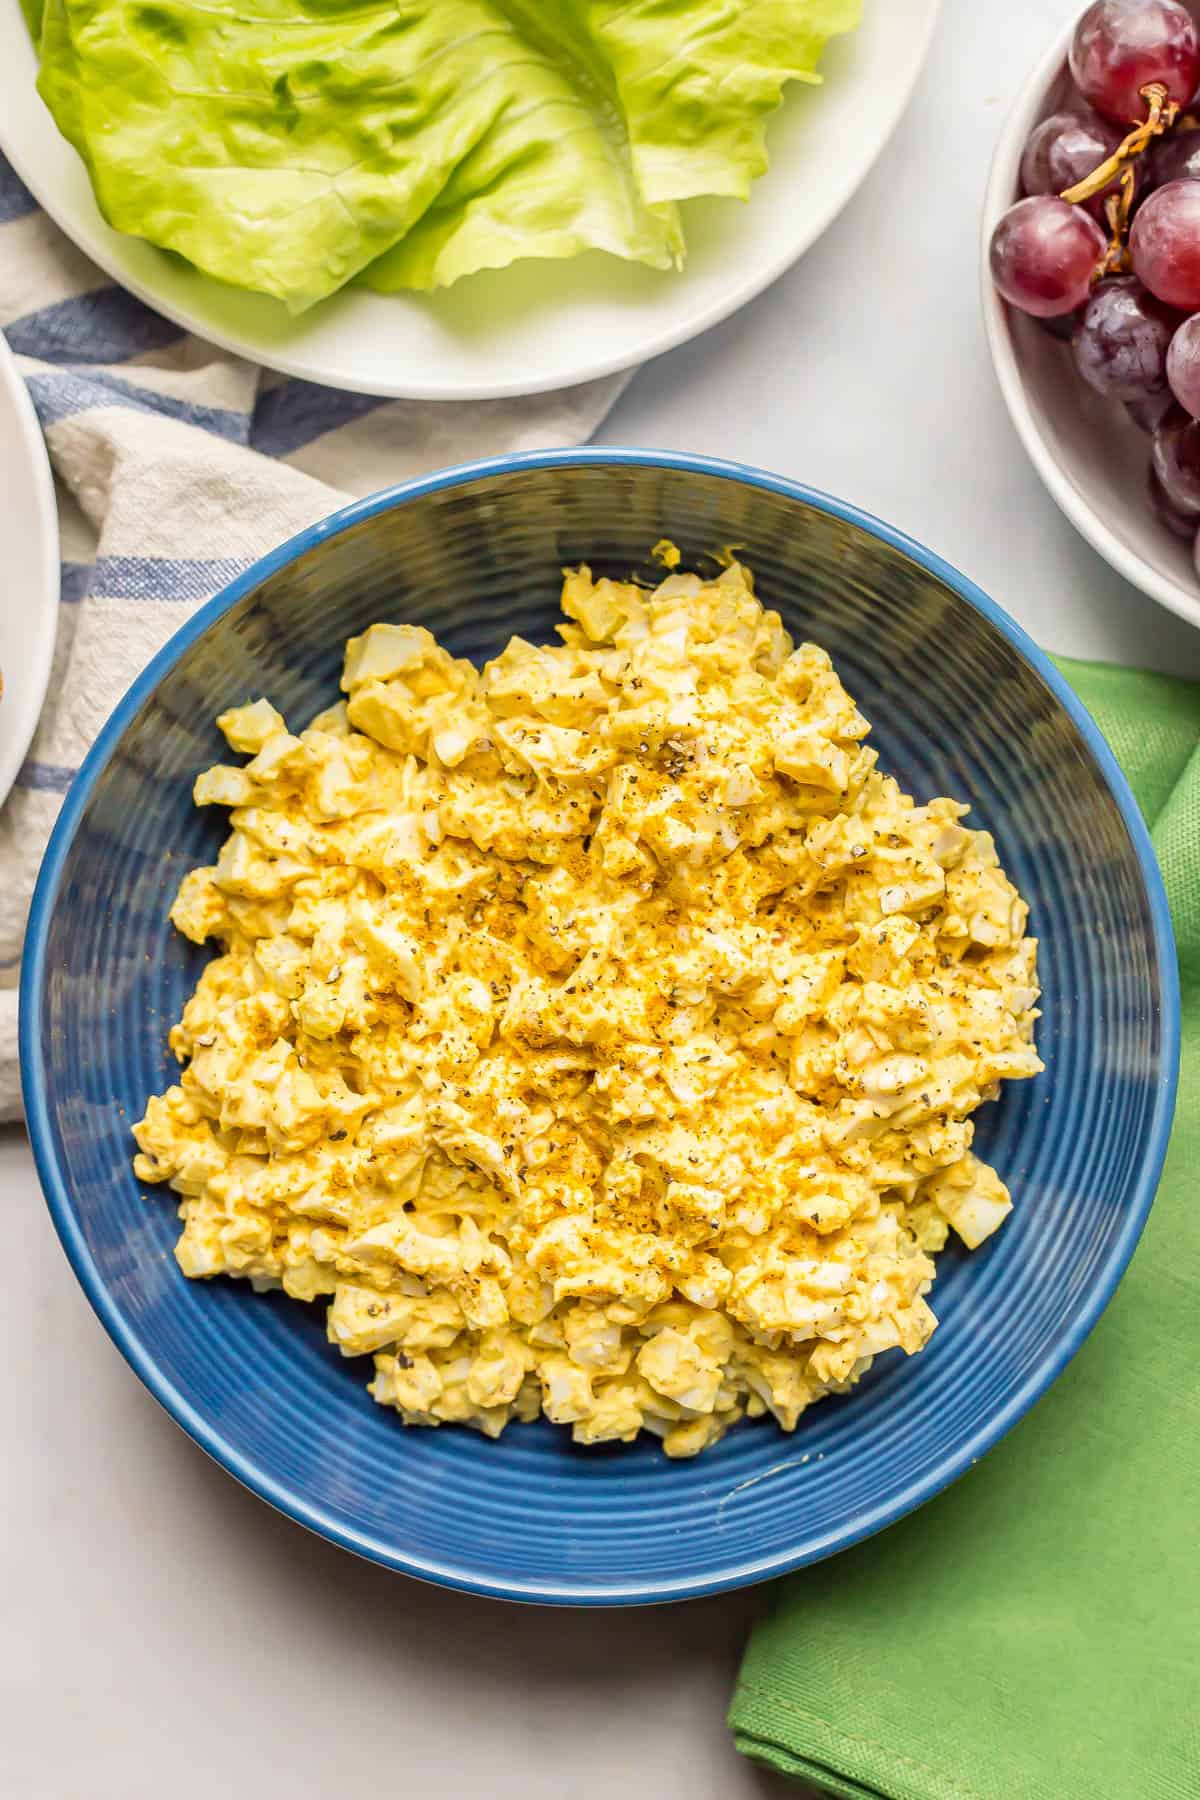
[133,553,1042,1457]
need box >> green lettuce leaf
[19,0,45,47]
[597,0,862,204]
[34,0,860,312]
[364,0,861,294]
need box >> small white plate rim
[980,19,1200,634]
[0,0,941,402]
[0,331,59,809]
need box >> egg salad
[133,553,1043,1458]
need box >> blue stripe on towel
[0,155,37,225]
[90,553,251,602]
[60,562,92,603]
[26,369,248,443]
[253,378,388,458]
[16,760,76,794]
[6,287,184,366]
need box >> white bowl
[981,21,1200,632]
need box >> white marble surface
[5,2,1198,1796]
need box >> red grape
[1127,389,1175,429]
[1070,0,1200,124]
[1130,178,1200,304]
[1149,467,1199,534]
[1167,311,1200,414]
[989,197,1107,317]
[1152,403,1200,510]
[1145,124,1200,190]
[1074,276,1175,399]
[1020,110,1132,222]
[1021,113,1087,195]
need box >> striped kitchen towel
[0,150,629,1118]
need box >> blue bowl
[21,450,1179,1604]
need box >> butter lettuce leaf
[597,0,862,204]
[34,0,860,311]
[19,0,45,47]
[364,0,861,294]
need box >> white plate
[0,331,58,808]
[0,0,940,401]
[981,22,1200,633]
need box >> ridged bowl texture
[21,451,1179,1604]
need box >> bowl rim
[19,446,1182,1606]
[0,330,61,807]
[979,21,1200,633]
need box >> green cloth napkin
[730,656,1200,1800]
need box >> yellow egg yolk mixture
[133,554,1042,1457]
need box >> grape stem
[1061,83,1178,206]
[1065,84,1180,212]
[1100,168,1137,275]
[1060,82,1183,284]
